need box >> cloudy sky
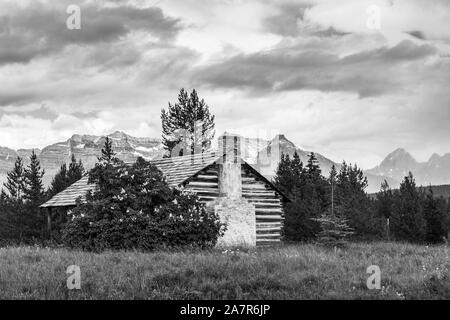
[0,0,449,169]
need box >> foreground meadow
[0,242,448,299]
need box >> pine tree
[0,188,15,241]
[68,154,84,183]
[4,157,25,200]
[23,151,45,205]
[274,152,325,241]
[98,137,118,164]
[161,88,215,156]
[306,152,321,176]
[378,180,393,218]
[314,209,354,248]
[273,152,302,199]
[2,159,28,241]
[423,187,447,244]
[304,152,329,224]
[20,151,46,240]
[47,155,84,200]
[48,163,68,197]
[333,162,382,239]
[329,165,337,216]
[391,172,426,242]
[90,138,121,188]
[312,164,354,248]
[377,180,394,239]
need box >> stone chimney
[208,133,256,247]
[217,133,242,199]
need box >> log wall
[241,164,284,245]
[183,163,284,245]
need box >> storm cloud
[196,40,437,97]
[262,2,349,38]
[0,0,182,65]
[0,0,450,169]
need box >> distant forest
[417,185,450,199]
[369,185,450,200]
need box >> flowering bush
[62,157,224,251]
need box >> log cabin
[40,133,289,247]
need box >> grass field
[0,242,449,299]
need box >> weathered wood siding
[183,163,284,245]
[183,164,220,202]
[241,164,284,245]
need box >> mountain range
[1,131,449,193]
[255,134,398,193]
[366,148,450,188]
[0,131,164,187]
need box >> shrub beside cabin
[40,133,289,247]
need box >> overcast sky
[0,0,449,169]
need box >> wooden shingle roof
[40,174,93,208]
[40,151,220,208]
[149,151,219,186]
[40,150,290,209]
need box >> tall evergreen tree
[14,151,46,241]
[306,152,321,176]
[68,154,84,183]
[329,164,337,216]
[161,88,215,156]
[377,180,393,219]
[48,163,68,197]
[98,137,119,164]
[273,152,302,199]
[274,152,326,241]
[90,138,120,188]
[48,155,84,199]
[313,164,354,248]
[334,162,382,239]
[303,152,329,219]
[0,188,15,242]
[391,172,426,242]
[4,157,25,200]
[423,187,447,243]
[23,151,45,205]
[2,159,27,241]
[377,180,394,239]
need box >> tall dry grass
[0,242,448,299]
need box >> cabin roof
[40,174,92,208]
[40,150,289,208]
[150,151,219,186]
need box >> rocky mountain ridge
[366,148,450,187]
[1,132,448,194]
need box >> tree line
[0,153,84,244]
[274,152,450,246]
